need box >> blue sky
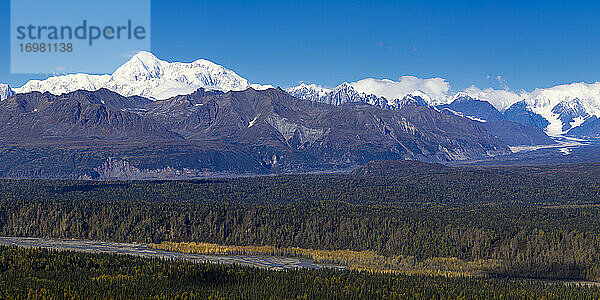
[1,0,599,92]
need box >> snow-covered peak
[133,50,160,62]
[112,51,164,81]
[452,92,476,101]
[552,98,587,114]
[508,82,600,136]
[525,83,600,114]
[336,82,354,90]
[285,83,331,102]
[290,83,331,94]
[464,82,600,136]
[15,51,253,100]
[287,81,390,107]
[406,90,431,103]
[106,52,251,99]
[0,84,15,101]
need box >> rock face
[438,94,554,146]
[0,87,510,179]
[503,100,550,130]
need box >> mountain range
[286,82,600,140]
[0,87,509,179]
[1,51,600,178]
[5,51,600,139]
[464,83,600,138]
[287,84,552,146]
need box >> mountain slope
[438,94,554,146]
[143,88,509,162]
[12,51,600,138]
[0,89,175,140]
[565,116,600,138]
[503,100,550,129]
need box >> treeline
[150,237,600,281]
[1,246,599,299]
[152,241,503,277]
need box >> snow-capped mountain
[15,51,271,100]
[396,91,430,108]
[285,80,600,138]
[503,100,550,130]
[286,82,388,107]
[470,82,600,137]
[285,83,331,103]
[0,84,14,101]
[285,82,435,110]
[519,83,600,136]
[11,50,600,138]
[327,82,390,107]
[442,92,505,122]
[287,85,553,145]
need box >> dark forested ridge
[2,161,600,295]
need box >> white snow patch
[248,113,261,128]
[250,83,274,90]
[442,108,486,122]
[465,115,487,123]
[559,148,572,155]
[570,116,586,129]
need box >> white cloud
[463,86,523,111]
[349,76,451,104]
